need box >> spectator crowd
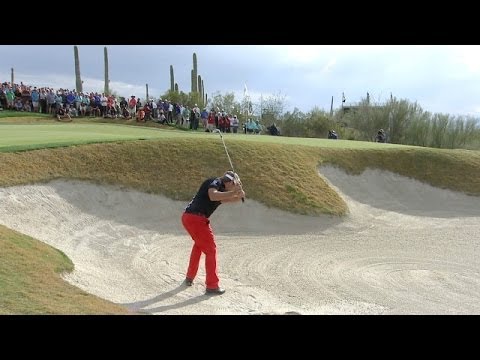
[0,80,268,134]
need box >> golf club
[212,129,244,203]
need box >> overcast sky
[1,45,479,117]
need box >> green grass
[0,110,51,119]
[0,117,479,314]
[0,120,417,152]
[0,123,199,152]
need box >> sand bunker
[0,165,479,314]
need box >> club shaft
[217,132,244,203]
[221,137,235,172]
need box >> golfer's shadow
[120,283,210,314]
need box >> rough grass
[1,138,479,215]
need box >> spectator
[136,107,145,122]
[56,105,72,121]
[267,123,280,136]
[376,129,386,143]
[30,87,40,112]
[201,108,208,129]
[128,96,137,118]
[231,115,239,133]
[328,130,338,139]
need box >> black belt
[185,211,207,218]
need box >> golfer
[182,170,245,295]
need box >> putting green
[0,123,196,151]
[0,122,415,153]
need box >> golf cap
[222,171,239,183]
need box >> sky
[1,45,480,117]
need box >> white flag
[244,83,248,97]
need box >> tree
[210,91,240,116]
[280,107,335,138]
[241,84,253,119]
[430,113,450,148]
[405,109,431,147]
[260,92,287,123]
[160,89,197,108]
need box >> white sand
[1,165,479,315]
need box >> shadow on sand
[120,282,211,314]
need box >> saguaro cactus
[11,68,14,86]
[104,47,109,95]
[170,65,175,92]
[175,83,179,93]
[192,53,198,93]
[191,69,195,93]
[74,46,83,93]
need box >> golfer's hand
[233,182,245,202]
[236,188,245,199]
[234,184,245,197]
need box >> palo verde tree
[278,106,342,138]
[259,91,287,124]
[160,89,198,108]
[210,91,241,116]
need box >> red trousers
[181,212,219,289]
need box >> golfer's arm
[220,196,243,203]
[208,188,243,202]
